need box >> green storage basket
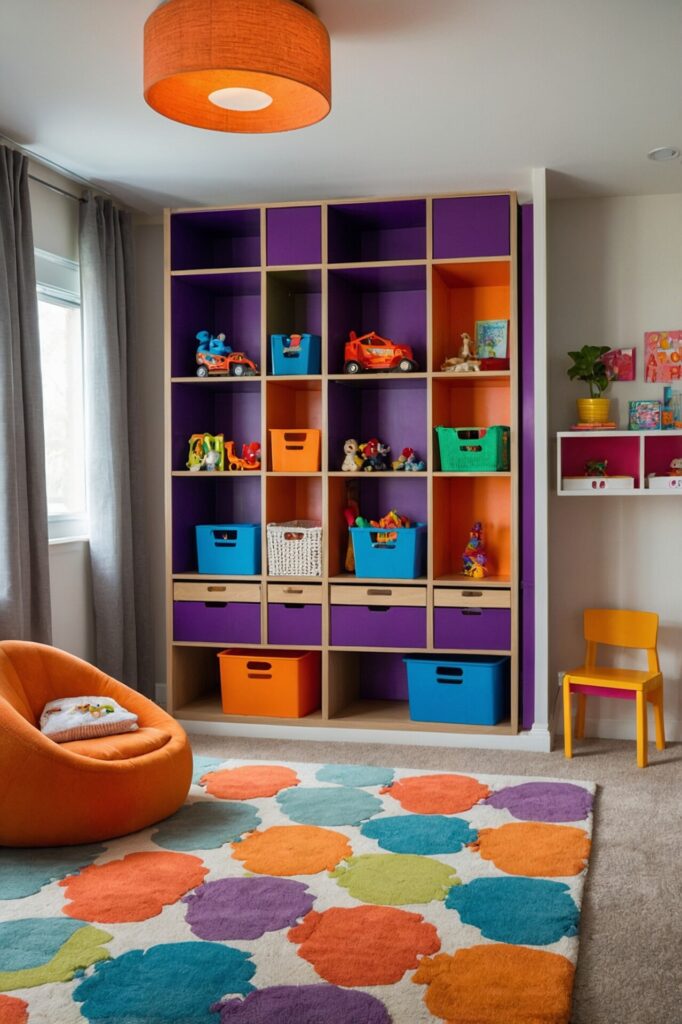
[435,425,510,472]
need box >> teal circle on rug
[73,942,255,1024]
[0,918,87,972]
[192,756,223,785]
[315,764,395,788]
[277,786,383,826]
[445,876,580,944]
[0,844,105,900]
[152,801,261,851]
[361,814,477,854]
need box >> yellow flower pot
[576,398,611,424]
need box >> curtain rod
[28,173,84,203]
[0,132,112,201]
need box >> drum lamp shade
[143,0,331,133]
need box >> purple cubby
[331,605,426,649]
[433,195,511,259]
[171,380,260,471]
[328,378,427,471]
[644,434,682,476]
[174,601,261,644]
[560,435,640,487]
[266,270,322,374]
[267,206,322,266]
[327,265,427,374]
[171,209,260,270]
[328,200,426,264]
[359,652,410,701]
[434,608,511,651]
[268,603,322,646]
[171,273,261,378]
[172,476,261,574]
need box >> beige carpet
[189,733,682,1024]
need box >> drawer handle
[461,590,483,597]
[367,606,389,613]
[207,585,227,593]
[436,666,464,684]
[283,603,305,610]
[367,588,392,596]
[284,587,304,594]
[461,608,482,616]
[247,660,272,671]
[205,601,227,609]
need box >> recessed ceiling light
[647,147,680,162]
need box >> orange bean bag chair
[0,641,192,847]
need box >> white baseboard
[179,719,553,752]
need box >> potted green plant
[567,345,612,424]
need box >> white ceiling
[2,0,682,212]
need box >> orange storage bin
[269,429,321,472]
[218,648,321,718]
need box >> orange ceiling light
[143,0,331,133]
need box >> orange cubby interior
[327,476,359,578]
[432,378,511,456]
[266,475,322,525]
[266,379,322,470]
[432,260,511,371]
[433,476,511,581]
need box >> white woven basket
[267,520,322,577]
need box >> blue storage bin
[350,524,427,579]
[195,524,261,575]
[404,654,509,725]
[270,333,321,376]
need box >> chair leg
[575,694,587,739]
[652,686,666,751]
[563,677,573,759]
[636,690,648,768]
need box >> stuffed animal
[361,438,391,471]
[342,439,362,472]
[241,441,261,468]
[670,458,682,476]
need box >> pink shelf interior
[561,436,640,485]
[643,434,682,475]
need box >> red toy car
[196,351,259,377]
[343,331,417,374]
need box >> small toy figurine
[343,331,417,374]
[585,459,608,477]
[393,447,426,471]
[360,438,391,471]
[187,433,225,471]
[462,521,490,578]
[441,332,481,373]
[224,440,261,471]
[669,458,682,476]
[342,439,362,472]
[195,329,260,378]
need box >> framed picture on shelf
[601,347,636,381]
[629,400,661,431]
[475,319,508,359]
[644,331,682,382]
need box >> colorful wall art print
[474,319,508,359]
[601,348,636,381]
[644,331,682,382]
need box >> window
[35,249,87,540]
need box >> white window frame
[35,249,88,543]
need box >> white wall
[548,194,682,741]
[48,540,94,661]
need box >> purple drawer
[331,605,426,649]
[432,195,510,258]
[434,607,511,651]
[173,601,260,644]
[268,603,322,646]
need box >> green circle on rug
[331,853,459,905]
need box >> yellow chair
[563,609,665,768]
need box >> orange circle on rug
[381,774,491,814]
[0,995,29,1024]
[413,943,575,1024]
[201,765,299,799]
[288,906,440,986]
[232,826,352,875]
[471,822,591,877]
[59,851,208,922]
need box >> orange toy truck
[343,331,417,374]
[196,351,259,378]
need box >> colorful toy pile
[462,521,490,579]
[342,438,425,472]
[187,435,260,472]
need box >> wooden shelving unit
[166,192,523,736]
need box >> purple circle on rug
[183,877,315,940]
[214,985,391,1023]
[485,782,593,822]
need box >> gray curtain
[0,145,52,642]
[79,194,152,694]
